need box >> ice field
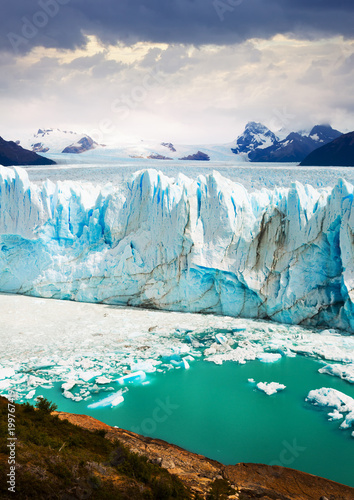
[0,293,353,411]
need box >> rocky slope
[1,396,354,499]
[179,151,210,161]
[62,135,98,154]
[58,410,354,499]
[0,136,56,167]
[300,131,354,166]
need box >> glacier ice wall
[1,166,354,331]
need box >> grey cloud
[335,53,354,75]
[1,0,354,55]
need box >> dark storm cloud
[1,0,354,54]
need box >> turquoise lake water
[36,356,354,487]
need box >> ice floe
[306,387,354,433]
[88,391,124,409]
[256,353,282,363]
[256,382,286,396]
[318,363,354,384]
[0,294,353,407]
[117,371,147,385]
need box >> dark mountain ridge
[0,136,56,167]
[300,131,354,166]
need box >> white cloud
[1,35,354,143]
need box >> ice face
[1,166,354,331]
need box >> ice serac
[1,166,354,332]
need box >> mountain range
[232,122,343,162]
[1,123,352,167]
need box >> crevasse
[1,166,354,332]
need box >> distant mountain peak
[232,122,343,163]
[232,122,279,155]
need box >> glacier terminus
[1,165,354,332]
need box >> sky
[0,0,354,144]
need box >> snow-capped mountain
[232,123,343,163]
[231,122,279,156]
[15,123,344,164]
[55,140,240,163]
[18,129,100,155]
[17,129,241,162]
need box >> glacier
[1,165,354,331]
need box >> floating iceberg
[88,391,124,409]
[61,380,76,391]
[256,381,286,396]
[306,387,354,432]
[328,409,343,421]
[25,390,36,400]
[117,371,147,385]
[318,363,354,383]
[1,166,354,331]
[257,353,282,363]
[96,376,112,385]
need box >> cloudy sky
[0,0,354,144]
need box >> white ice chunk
[78,370,102,382]
[0,368,15,380]
[111,394,124,407]
[256,381,286,396]
[27,375,48,388]
[257,353,282,363]
[306,387,354,413]
[328,409,343,421]
[306,387,354,431]
[63,390,75,400]
[216,334,227,345]
[88,390,124,409]
[25,390,36,400]
[117,371,146,385]
[61,380,76,391]
[96,376,112,385]
[340,411,354,430]
[318,363,354,384]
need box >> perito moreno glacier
[0,165,353,332]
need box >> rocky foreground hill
[1,397,353,499]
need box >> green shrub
[207,478,235,500]
[35,397,58,413]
